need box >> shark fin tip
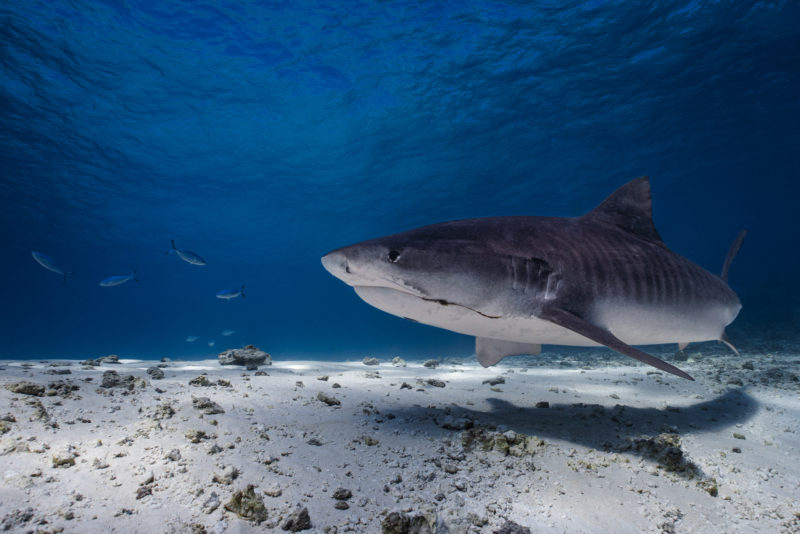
[720,333,740,356]
[721,230,747,283]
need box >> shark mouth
[353,285,501,320]
[420,296,501,319]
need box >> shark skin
[321,177,745,380]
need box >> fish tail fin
[134,269,139,282]
[241,284,246,298]
[720,331,740,356]
[62,271,74,284]
[721,230,747,284]
[166,240,176,255]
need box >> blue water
[1,1,798,360]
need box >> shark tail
[720,331,740,356]
[719,231,745,356]
[721,230,747,284]
[241,284,245,298]
[133,269,139,282]
[166,240,176,256]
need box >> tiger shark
[321,177,745,380]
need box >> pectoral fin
[539,305,694,381]
[476,337,542,367]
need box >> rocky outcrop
[218,345,272,366]
[4,382,44,396]
[224,485,267,524]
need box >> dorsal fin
[581,176,664,245]
[721,230,746,283]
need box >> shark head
[321,225,515,323]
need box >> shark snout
[322,246,398,290]
[321,250,349,281]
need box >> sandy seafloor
[1,345,799,534]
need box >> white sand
[1,350,798,533]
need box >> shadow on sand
[390,388,758,469]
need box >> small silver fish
[166,240,207,266]
[32,251,73,283]
[186,336,199,342]
[99,271,138,287]
[208,340,215,347]
[216,285,245,300]
[221,329,236,336]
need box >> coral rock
[224,485,267,524]
[218,345,271,366]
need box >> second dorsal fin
[582,176,665,245]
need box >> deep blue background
[1,1,798,360]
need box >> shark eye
[388,250,401,263]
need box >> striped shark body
[321,177,745,380]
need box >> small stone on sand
[281,506,311,531]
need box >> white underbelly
[354,287,738,347]
[593,299,737,345]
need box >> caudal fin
[241,284,246,298]
[721,230,747,283]
[720,331,740,356]
[166,239,176,256]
